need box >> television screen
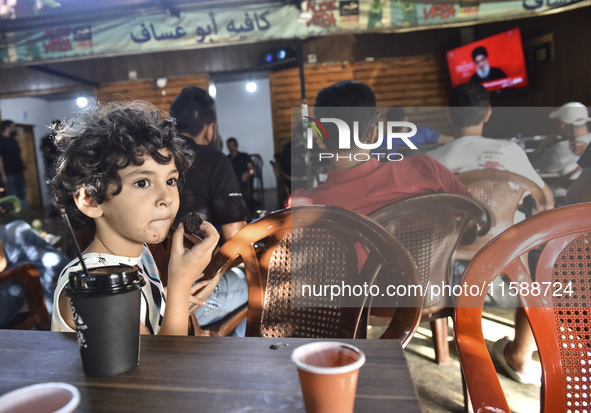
[446,28,528,93]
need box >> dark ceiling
[1,0,590,100]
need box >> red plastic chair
[454,203,591,413]
[194,205,423,344]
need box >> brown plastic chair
[192,205,423,344]
[0,236,50,330]
[368,193,492,364]
[455,169,553,261]
[454,203,591,413]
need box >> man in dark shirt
[566,144,591,204]
[226,137,255,215]
[470,46,507,84]
[169,86,249,335]
[0,120,26,202]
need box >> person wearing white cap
[531,102,591,179]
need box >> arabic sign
[0,0,583,66]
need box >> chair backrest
[270,160,291,209]
[250,154,264,187]
[202,205,422,345]
[454,203,591,413]
[369,193,492,311]
[455,169,552,261]
[249,154,265,210]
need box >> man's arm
[209,154,251,238]
[436,134,454,144]
[220,221,247,242]
[0,157,8,188]
[241,160,255,182]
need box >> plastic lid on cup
[66,265,145,295]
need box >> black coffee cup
[65,265,145,377]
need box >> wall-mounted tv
[446,28,528,93]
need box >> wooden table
[0,330,423,412]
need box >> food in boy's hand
[181,212,204,238]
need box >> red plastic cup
[291,342,366,413]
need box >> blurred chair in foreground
[0,263,48,330]
[369,193,492,364]
[0,220,70,330]
[455,203,591,413]
[192,205,423,344]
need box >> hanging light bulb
[245,80,257,93]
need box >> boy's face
[96,149,180,252]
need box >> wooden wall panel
[269,63,353,154]
[17,125,41,208]
[355,55,453,136]
[269,54,454,153]
[96,74,210,113]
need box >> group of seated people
[2,79,589,393]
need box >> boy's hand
[167,221,220,291]
[188,276,214,313]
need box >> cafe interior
[1,0,591,412]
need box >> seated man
[0,220,70,327]
[427,81,552,385]
[290,80,470,216]
[531,102,591,181]
[226,137,255,216]
[427,82,551,195]
[169,86,249,336]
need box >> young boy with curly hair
[50,101,219,335]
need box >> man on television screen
[470,46,507,83]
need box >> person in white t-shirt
[531,102,591,178]
[428,82,552,386]
[427,82,548,191]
